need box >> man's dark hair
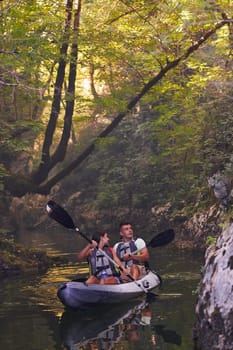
[119,222,132,229]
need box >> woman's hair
[92,231,104,244]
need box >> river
[0,228,204,349]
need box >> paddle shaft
[45,200,157,294]
[74,228,149,293]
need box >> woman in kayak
[77,232,126,285]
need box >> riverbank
[0,230,67,278]
[0,193,225,278]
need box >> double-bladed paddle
[46,200,150,291]
[45,200,174,296]
[46,200,151,293]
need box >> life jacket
[115,240,139,268]
[89,246,119,278]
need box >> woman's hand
[89,240,98,249]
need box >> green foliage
[1,0,233,206]
[206,235,217,246]
[0,0,63,114]
[0,119,43,167]
[95,136,117,148]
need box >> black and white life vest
[89,247,118,278]
[115,240,139,268]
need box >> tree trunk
[32,0,74,185]
[48,0,81,169]
[37,18,228,195]
[3,18,229,196]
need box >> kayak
[58,271,160,309]
[57,270,161,309]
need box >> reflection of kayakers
[77,232,124,285]
[82,343,98,350]
[125,326,140,342]
[80,321,121,350]
[60,300,154,349]
[140,307,152,326]
[121,302,153,343]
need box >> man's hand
[123,253,133,261]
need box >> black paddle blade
[147,229,175,248]
[46,200,75,230]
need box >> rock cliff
[194,221,233,349]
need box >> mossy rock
[0,237,68,278]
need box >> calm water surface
[0,229,204,349]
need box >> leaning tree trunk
[3,15,230,196]
[37,18,229,195]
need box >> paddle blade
[147,229,175,248]
[46,200,76,230]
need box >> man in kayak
[77,232,125,285]
[113,222,150,281]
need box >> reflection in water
[153,325,182,346]
[21,264,89,315]
[0,276,61,350]
[60,299,182,350]
[60,300,149,349]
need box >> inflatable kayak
[57,270,161,309]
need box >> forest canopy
[0,0,233,211]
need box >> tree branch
[37,19,229,194]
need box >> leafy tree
[0,0,232,198]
